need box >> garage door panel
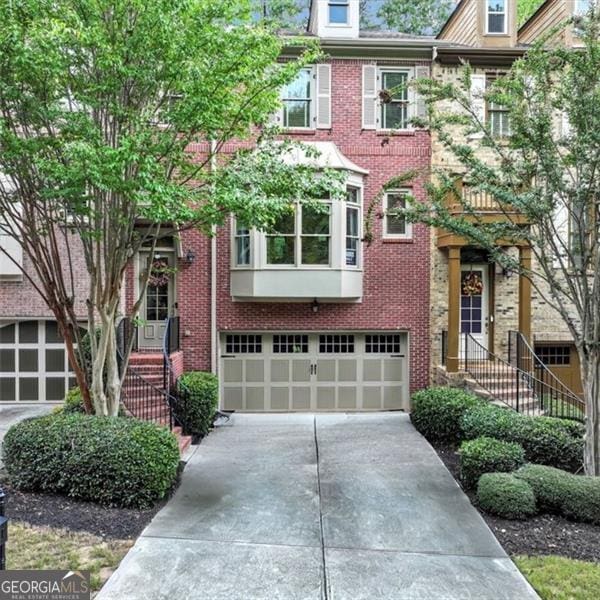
[363,360,381,382]
[245,360,264,383]
[338,360,357,382]
[363,387,381,409]
[292,360,311,382]
[0,378,15,401]
[384,386,404,409]
[271,360,289,383]
[223,360,243,383]
[223,387,243,411]
[338,387,357,409]
[292,387,311,410]
[317,360,336,382]
[0,349,14,371]
[246,387,265,410]
[384,359,404,382]
[317,387,335,410]
[271,387,289,410]
[46,378,65,402]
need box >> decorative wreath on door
[148,258,171,288]
[461,272,484,296]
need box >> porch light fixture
[185,249,196,264]
[312,298,319,313]
[502,265,514,278]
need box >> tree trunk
[581,346,600,476]
[104,323,122,416]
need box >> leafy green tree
[407,11,600,474]
[377,0,454,35]
[255,0,305,27]
[518,0,544,26]
[0,0,340,415]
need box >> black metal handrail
[441,330,448,366]
[162,316,180,392]
[508,330,585,421]
[116,317,175,430]
[464,332,584,421]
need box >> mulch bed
[434,442,600,562]
[0,477,181,540]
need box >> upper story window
[266,202,331,267]
[486,76,510,138]
[328,0,349,24]
[235,223,251,266]
[487,0,507,34]
[575,0,591,15]
[383,190,411,239]
[281,68,313,129]
[380,70,410,130]
[345,187,360,267]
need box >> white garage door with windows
[220,332,409,412]
[0,321,75,402]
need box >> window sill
[376,130,416,137]
[382,237,414,244]
[282,128,318,136]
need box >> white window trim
[383,190,412,239]
[328,0,349,25]
[232,220,252,269]
[281,66,315,131]
[377,67,414,132]
[486,0,508,35]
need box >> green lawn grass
[7,522,133,591]
[515,555,600,600]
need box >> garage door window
[0,321,75,402]
[225,334,262,354]
[273,334,309,353]
[366,334,402,353]
[319,334,355,353]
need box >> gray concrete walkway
[98,413,538,600]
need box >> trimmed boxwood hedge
[460,404,584,472]
[174,372,219,438]
[477,473,538,520]
[459,436,525,489]
[3,413,180,508]
[410,387,483,443]
[515,464,600,525]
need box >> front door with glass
[460,265,489,356]
[139,252,175,349]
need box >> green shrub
[410,387,483,443]
[459,436,525,489]
[3,413,179,508]
[63,387,85,413]
[516,464,600,525]
[461,405,583,472]
[175,372,219,438]
[477,473,537,520]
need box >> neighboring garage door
[220,332,409,412]
[0,321,75,402]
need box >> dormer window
[486,0,507,34]
[328,0,349,25]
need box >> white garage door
[0,321,75,402]
[220,332,409,412]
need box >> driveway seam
[313,416,329,600]
[139,534,321,550]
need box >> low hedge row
[515,464,600,526]
[174,371,219,438]
[410,387,483,443]
[461,404,584,472]
[477,473,537,520]
[459,436,525,489]
[3,413,180,508]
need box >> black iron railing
[508,330,585,421]
[464,332,585,421]
[116,317,175,430]
[0,488,7,570]
[162,316,180,392]
[116,317,138,378]
[441,330,448,366]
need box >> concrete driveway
[99,413,538,600]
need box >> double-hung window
[234,223,251,266]
[383,190,411,238]
[380,70,410,130]
[487,1,507,34]
[266,202,331,266]
[328,0,349,24]
[345,187,360,267]
[281,68,313,129]
[486,76,510,138]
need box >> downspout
[210,139,218,376]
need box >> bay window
[487,0,507,34]
[345,187,360,267]
[235,223,251,266]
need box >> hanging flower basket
[148,258,171,288]
[462,272,484,296]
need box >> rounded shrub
[460,405,584,472]
[63,387,85,414]
[3,413,180,508]
[516,464,600,525]
[175,371,219,438]
[477,473,537,520]
[459,436,525,489]
[410,387,483,443]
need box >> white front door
[460,265,489,356]
[139,252,175,349]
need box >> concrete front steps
[123,352,192,454]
